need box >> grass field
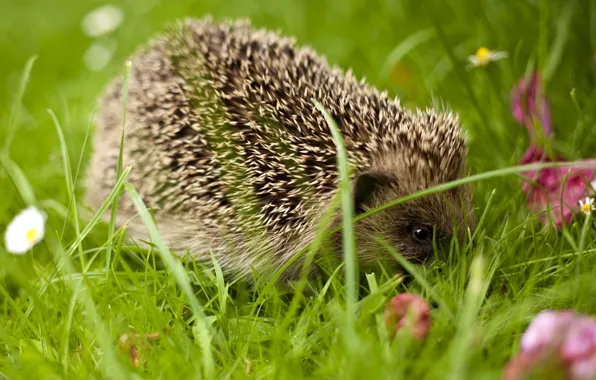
[1,0,596,378]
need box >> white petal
[81,5,124,38]
[3,206,46,254]
[84,41,116,71]
[489,51,508,60]
[466,57,481,69]
[5,234,30,254]
[467,56,480,65]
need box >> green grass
[1,0,596,378]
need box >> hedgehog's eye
[412,225,433,244]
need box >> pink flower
[520,147,596,227]
[503,348,566,380]
[512,72,596,228]
[511,71,552,138]
[384,293,431,341]
[520,310,578,353]
[503,310,596,380]
[562,318,596,380]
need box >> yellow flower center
[475,47,491,65]
[581,203,593,214]
[26,228,38,243]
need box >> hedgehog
[85,17,474,284]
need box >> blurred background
[0,0,594,223]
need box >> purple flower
[384,293,431,341]
[512,72,596,228]
[503,310,596,380]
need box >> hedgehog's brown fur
[85,17,474,283]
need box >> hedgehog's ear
[352,171,393,215]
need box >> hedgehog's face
[350,170,474,271]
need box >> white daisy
[84,40,117,71]
[467,47,508,68]
[81,5,124,38]
[3,206,47,254]
[579,197,595,216]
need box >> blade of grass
[428,13,490,128]
[381,29,435,78]
[448,255,488,380]
[125,183,215,379]
[0,154,36,205]
[48,109,85,268]
[591,0,596,53]
[312,99,358,322]
[36,166,132,301]
[470,189,496,243]
[60,286,80,373]
[106,59,133,280]
[575,213,592,279]
[542,0,577,82]
[4,56,37,154]
[538,0,549,77]
[63,107,95,238]
[48,237,128,380]
[378,237,454,319]
[354,160,596,232]
[277,192,341,332]
[65,166,132,258]
[245,203,341,318]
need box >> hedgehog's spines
[87,17,471,280]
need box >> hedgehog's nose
[435,232,476,261]
[435,233,466,260]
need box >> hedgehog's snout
[404,224,450,263]
[434,232,456,262]
[410,223,435,259]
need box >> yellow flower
[467,47,508,68]
[3,206,47,254]
[579,197,595,216]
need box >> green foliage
[1,0,596,378]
